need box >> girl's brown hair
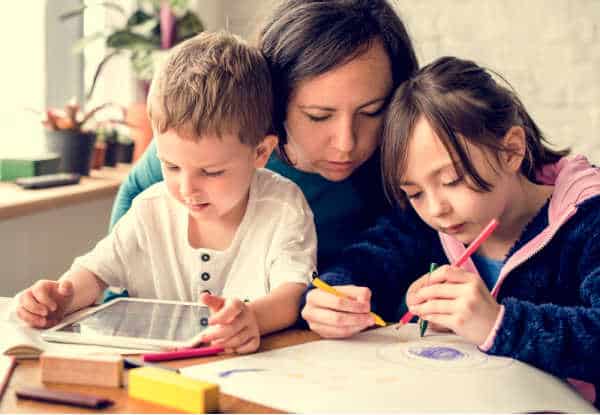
[381,56,569,207]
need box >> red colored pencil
[142,346,224,362]
[398,218,499,326]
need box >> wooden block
[40,352,123,387]
[128,367,219,413]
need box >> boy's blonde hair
[148,31,273,146]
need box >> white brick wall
[220,0,600,163]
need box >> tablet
[41,298,211,351]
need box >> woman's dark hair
[382,56,570,207]
[258,0,418,162]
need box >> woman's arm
[109,140,163,229]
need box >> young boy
[16,32,317,354]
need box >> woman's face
[284,40,393,181]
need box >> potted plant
[41,98,121,175]
[62,0,204,161]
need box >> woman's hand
[301,285,375,338]
[406,265,501,345]
[199,292,261,354]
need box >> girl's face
[284,39,393,182]
[399,117,517,245]
[156,128,275,223]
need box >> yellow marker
[312,277,386,326]
[128,367,218,413]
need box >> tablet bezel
[41,298,209,351]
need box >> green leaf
[71,32,106,54]
[175,11,203,42]
[168,0,191,15]
[126,9,153,27]
[106,30,158,50]
[130,50,155,80]
[129,17,160,38]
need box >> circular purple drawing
[409,346,465,361]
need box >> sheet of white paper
[181,325,596,413]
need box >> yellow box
[128,367,219,413]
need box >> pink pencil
[398,218,499,325]
[142,346,225,362]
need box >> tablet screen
[56,300,210,342]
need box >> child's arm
[247,282,307,335]
[16,265,107,328]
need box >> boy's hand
[406,265,501,345]
[17,280,74,328]
[302,285,375,339]
[199,292,260,354]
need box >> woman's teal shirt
[110,140,390,269]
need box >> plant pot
[104,139,118,167]
[90,142,106,170]
[115,141,134,164]
[44,130,96,176]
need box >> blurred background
[0,0,598,295]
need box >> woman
[110,0,418,331]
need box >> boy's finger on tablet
[209,298,244,324]
[200,292,225,312]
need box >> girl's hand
[406,265,501,345]
[301,285,375,338]
[17,280,74,328]
[199,292,260,354]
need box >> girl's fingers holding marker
[415,282,463,302]
[410,298,455,316]
[427,266,472,285]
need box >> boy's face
[398,117,515,245]
[156,128,275,222]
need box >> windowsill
[0,163,132,220]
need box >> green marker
[419,262,438,337]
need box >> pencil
[418,262,438,337]
[312,277,386,326]
[398,218,499,327]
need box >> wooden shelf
[0,164,132,220]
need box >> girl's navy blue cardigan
[314,192,600,404]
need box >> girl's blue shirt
[471,253,503,290]
[110,140,389,269]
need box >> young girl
[303,56,600,404]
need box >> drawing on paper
[408,346,465,360]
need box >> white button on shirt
[73,169,317,302]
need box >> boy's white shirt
[73,168,317,302]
